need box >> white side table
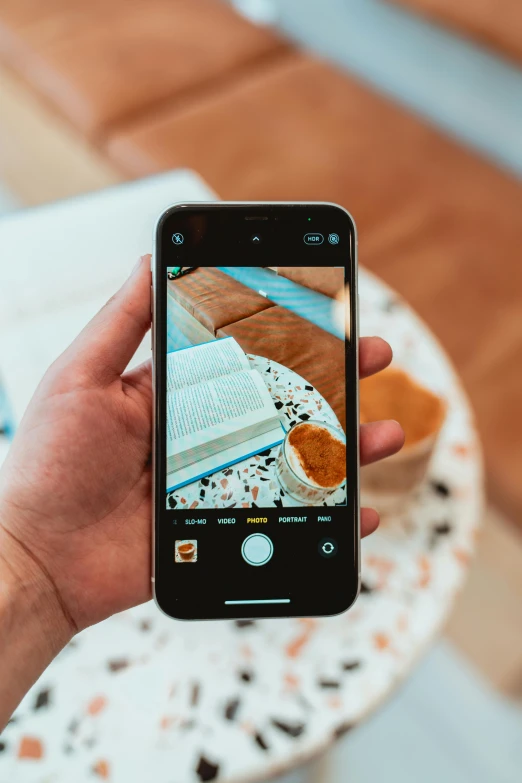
[0,175,483,783]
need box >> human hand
[0,259,402,638]
[0,257,402,727]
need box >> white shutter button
[241,534,273,566]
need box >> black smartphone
[152,202,359,620]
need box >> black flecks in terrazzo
[108,659,130,673]
[239,670,254,683]
[34,688,51,710]
[224,698,240,721]
[200,477,210,486]
[196,756,220,781]
[271,719,305,738]
[428,520,453,550]
[259,448,272,457]
[298,414,310,421]
[199,489,206,499]
[254,732,269,751]
[0,741,6,752]
[140,619,152,632]
[274,497,283,506]
[360,581,374,595]
[431,480,450,497]
[63,744,73,754]
[191,683,200,706]
[334,722,354,738]
[211,481,217,489]
[305,385,313,391]
[319,679,340,689]
[342,661,361,672]
[67,719,79,735]
[274,401,284,410]
[235,620,256,629]
[168,496,177,509]
[382,298,401,313]
[6,716,17,725]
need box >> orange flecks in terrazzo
[283,673,300,691]
[453,443,470,456]
[374,633,390,651]
[18,736,43,760]
[397,614,409,633]
[454,548,470,566]
[220,478,228,488]
[180,497,186,504]
[87,696,107,716]
[240,720,254,734]
[285,620,316,659]
[240,644,253,658]
[221,494,228,501]
[160,715,176,730]
[328,696,342,709]
[251,486,259,501]
[418,556,431,588]
[93,760,110,779]
[189,501,198,509]
[242,502,249,507]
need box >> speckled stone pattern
[0,270,483,783]
[167,356,346,511]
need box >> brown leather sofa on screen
[168,269,346,430]
[0,0,521,523]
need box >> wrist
[0,521,74,728]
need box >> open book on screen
[166,337,284,492]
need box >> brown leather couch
[168,268,346,430]
[0,0,521,523]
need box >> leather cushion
[217,306,346,431]
[387,0,522,65]
[168,267,274,335]
[0,0,286,137]
[274,267,345,300]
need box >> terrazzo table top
[0,269,484,783]
[167,354,346,511]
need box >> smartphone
[152,203,359,620]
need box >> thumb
[59,255,151,384]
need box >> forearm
[0,528,73,730]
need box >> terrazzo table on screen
[0,268,483,783]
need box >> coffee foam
[286,424,345,488]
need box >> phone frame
[151,202,360,620]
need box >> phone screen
[153,204,358,619]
